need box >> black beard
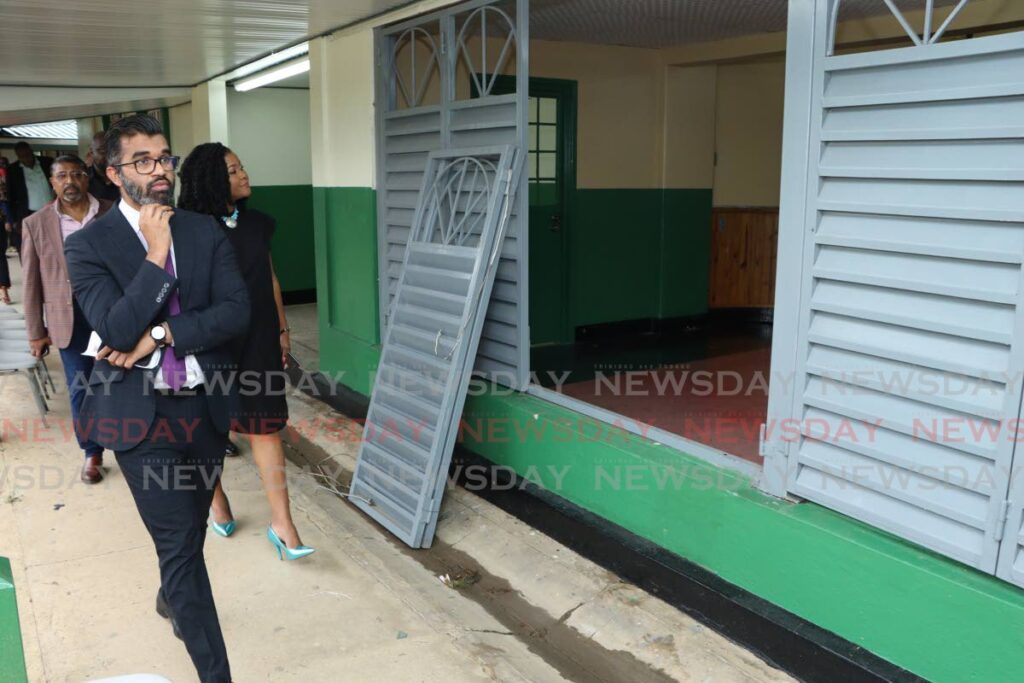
[119,170,174,206]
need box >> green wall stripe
[313,186,380,395]
[247,184,316,294]
[570,189,711,328]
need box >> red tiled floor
[561,347,770,463]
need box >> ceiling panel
[530,0,962,49]
[0,0,967,89]
[0,0,419,87]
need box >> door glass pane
[539,97,557,124]
[539,125,556,152]
[529,97,539,124]
[528,152,538,180]
[528,124,539,152]
[538,152,556,179]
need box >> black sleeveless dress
[222,208,289,434]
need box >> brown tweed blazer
[22,197,113,348]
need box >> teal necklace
[222,207,239,229]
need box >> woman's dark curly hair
[177,142,243,216]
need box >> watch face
[151,326,166,342]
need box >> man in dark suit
[7,141,55,254]
[65,114,247,683]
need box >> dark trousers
[0,224,10,288]
[116,393,232,683]
[58,307,102,459]
[9,218,22,254]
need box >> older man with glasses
[21,154,114,483]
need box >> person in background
[178,142,314,561]
[7,141,54,255]
[86,130,121,202]
[22,155,113,482]
[0,156,11,303]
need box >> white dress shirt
[119,200,205,389]
[23,161,52,211]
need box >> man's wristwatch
[150,324,168,347]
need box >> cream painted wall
[528,40,663,190]
[227,88,312,186]
[713,59,786,207]
[168,102,194,157]
[663,65,716,190]
[310,31,376,188]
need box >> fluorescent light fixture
[233,58,310,92]
[228,42,309,81]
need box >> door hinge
[994,500,1012,542]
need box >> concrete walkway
[0,258,792,682]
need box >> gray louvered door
[376,0,529,389]
[353,146,520,548]
[780,5,1024,573]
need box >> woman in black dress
[178,143,313,560]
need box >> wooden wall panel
[709,208,779,309]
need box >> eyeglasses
[111,155,180,174]
[52,171,89,183]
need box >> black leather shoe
[155,590,183,641]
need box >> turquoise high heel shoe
[210,519,236,538]
[267,526,316,561]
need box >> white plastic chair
[0,351,49,425]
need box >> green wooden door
[525,79,576,345]
[486,76,576,345]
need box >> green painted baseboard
[247,184,316,294]
[0,557,28,683]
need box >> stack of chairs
[0,303,55,426]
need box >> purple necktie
[161,254,187,390]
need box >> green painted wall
[570,189,711,328]
[247,185,316,294]
[313,186,380,395]
[459,391,1024,683]
[0,557,28,683]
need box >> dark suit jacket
[64,206,251,451]
[7,157,54,222]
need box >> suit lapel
[102,209,147,282]
[43,203,64,262]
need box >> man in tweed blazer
[22,155,113,483]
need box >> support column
[191,78,229,145]
[76,117,102,159]
[309,30,381,394]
